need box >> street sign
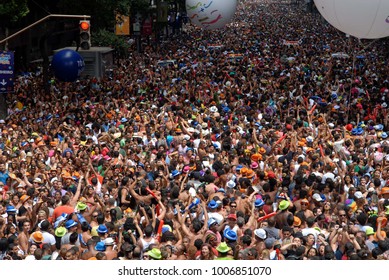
[0,51,14,93]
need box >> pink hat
[48,150,55,157]
[250,162,259,169]
[183,166,191,173]
[103,155,111,161]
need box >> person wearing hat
[55,226,67,240]
[30,231,44,245]
[380,187,389,200]
[296,198,314,220]
[96,224,109,240]
[364,226,376,252]
[94,241,107,257]
[207,199,223,225]
[275,199,292,229]
[103,237,117,260]
[16,194,31,230]
[223,213,239,236]
[61,219,80,246]
[204,218,222,246]
[215,242,233,260]
[145,247,162,260]
[223,228,238,251]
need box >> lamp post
[133,21,142,53]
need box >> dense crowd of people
[1,0,389,260]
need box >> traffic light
[79,20,91,50]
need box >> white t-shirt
[321,172,335,184]
[42,231,56,246]
[333,139,344,152]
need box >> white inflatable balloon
[186,0,237,30]
[314,0,389,39]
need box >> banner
[115,13,130,35]
[0,51,14,93]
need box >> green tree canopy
[0,0,29,23]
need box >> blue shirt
[0,171,8,185]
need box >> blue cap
[255,198,265,207]
[208,218,218,228]
[171,170,181,177]
[6,205,17,213]
[65,219,78,229]
[97,224,108,234]
[208,200,218,209]
[223,228,237,241]
[95,241,106,251]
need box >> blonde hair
[261,249,270,260]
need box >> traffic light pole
[0,14,91,47]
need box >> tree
[0,0,29,24]
[92,29,129,59]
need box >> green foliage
[92,29,129,58]
[130,0,151,17]
[0,0,29,22]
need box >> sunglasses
[230,205,237,208]
[339,214,346,217]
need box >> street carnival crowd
[0,0,389,261]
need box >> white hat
[0,119,5,124]
[306,136,314,143]
[104,237,115,246]
[33,178,42,184]
[202,130,210,136]
[354,191,364,199]
[312,193,323,202]
[209,106,218,113]
[254,228,267,239]
[50,177,59,184]
[226,180,236,188]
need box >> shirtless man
[17,220,30,255]
[104,238,118,260]
[176,202,208,246]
